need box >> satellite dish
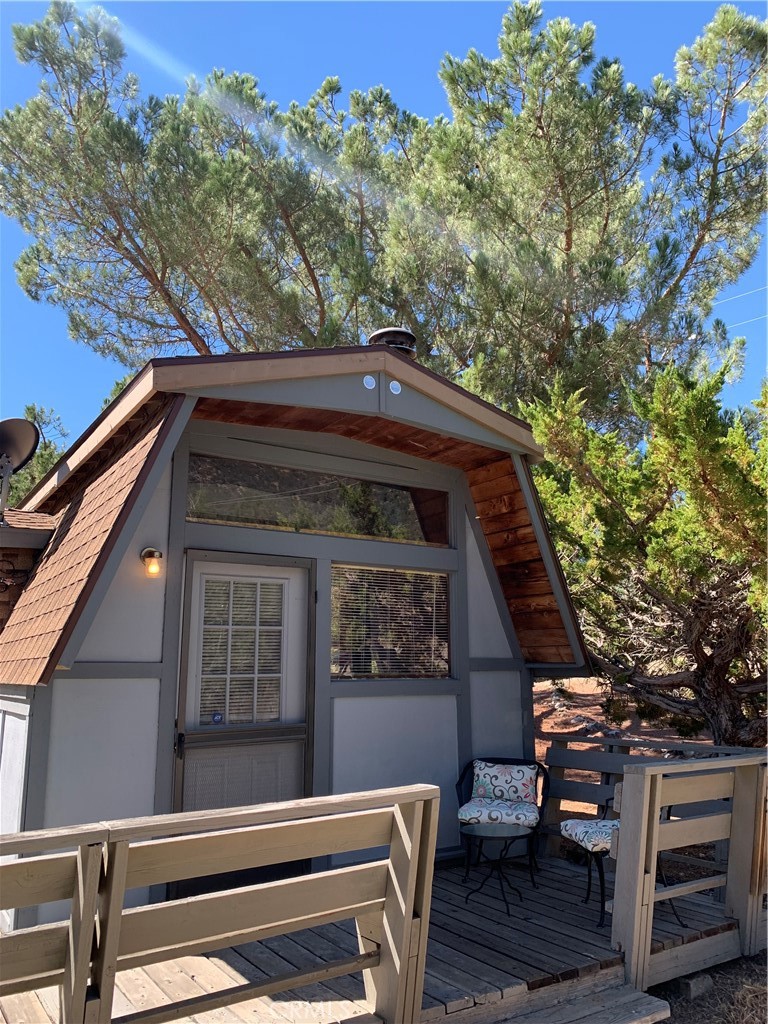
[0,418,40,525]
[0,419,40,473]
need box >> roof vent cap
[367,326,417,360]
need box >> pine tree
[8,405,68,506]
[1,2,765,425]
[399,2,766,423]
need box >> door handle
[175,731,185,759]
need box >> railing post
[60,841,102,1024]
[610,769,656,989]
[541,737,567,856]
[605,741,632,815]
[366,797,424,1024]
[748,765,767,954]
[86,840,130,1023]
[403,792,439,1023]
[725,763,766,955]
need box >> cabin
[0,340,585,909]
[1,340,765,1024]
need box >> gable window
[196,575,285,726]
[187,454,449,545]
[331,565,450,679]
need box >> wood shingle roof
[0,397,180,686]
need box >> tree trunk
[693,661,765,748]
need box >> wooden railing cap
[0,824,110,856]
[542,732,755,755]
[622,752,767,776]
[0,784,441,852]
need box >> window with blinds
[331,565,450,679]
[197,576,284,726]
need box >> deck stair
[437,962,670,1024]
[499,985,670,1024]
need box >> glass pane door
[180,562,308,813]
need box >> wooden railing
[0,784,440,1024]
[540,733,752,863]
[542,733,752,809]
[610,753,767,990]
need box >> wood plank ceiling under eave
[191,399,581,665]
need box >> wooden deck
[0,858,733,1024]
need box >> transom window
[187,454,449,546]
[331,565,450,679]
[197,575,285,726]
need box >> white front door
[178,561,309,812]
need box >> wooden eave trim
[0,528,54,550]
[516,457,589,667]
[152,347,544,460]
[152,347,389,389]
[21,347,542,513]
[19,367,157,511]
[36,394,190,687]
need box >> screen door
[178,561,310,813]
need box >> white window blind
[198,576,284,725]
[331,565,450,679]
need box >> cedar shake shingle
[0,510,57,530]
[0,399,175,686]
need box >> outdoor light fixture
[140,548,163,578]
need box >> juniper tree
[526,368,766,747]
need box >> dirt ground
[533,675,694,762]
[532,675,699,819]
[657,950,767,1024]
[533,678,767,1022]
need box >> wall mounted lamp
[140,547,163,578]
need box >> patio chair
[559,815,619,927]
[560,803,688,928]
[456,757,550,888]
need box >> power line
[714,286,767,306]
[729,311,765,327]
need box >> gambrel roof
[0,397,187,685]
[1,346,586,684]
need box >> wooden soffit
[191,397,584,666]
[22,346,542,513]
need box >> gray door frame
[172,549,317,812]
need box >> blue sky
[1,1,765,442]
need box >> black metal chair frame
[568,799,688,930]
[456,757,550,891]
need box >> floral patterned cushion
[458,798,540,827]
[470,761,538,804]
[560,818,620,853]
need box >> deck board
[30,985,62,1024]
[433,869,621,966]
[0,990,54,1024]
[173,954,286,1024]
[231,939,371,1024]
[0,858,732,1023]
